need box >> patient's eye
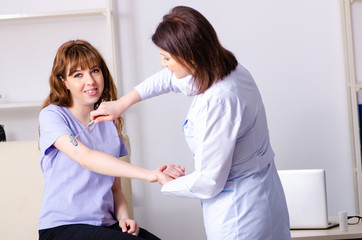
[73,73,82,78]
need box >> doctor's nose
[160,59,167,67]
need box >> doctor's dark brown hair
[152,6,238,94]
[41,40,124,136]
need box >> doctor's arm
[91,89,141,123]
[161,99,240,199]
[91,69,178,123]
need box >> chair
[0,136,133,239]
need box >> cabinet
[0,0,119,140]
[341,0,362,214]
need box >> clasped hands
[154,164,185,185]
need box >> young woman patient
[38,40,183,240]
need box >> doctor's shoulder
[201,85,240,113]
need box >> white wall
[117,0,355,238]
[0,0,356,239]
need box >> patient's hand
[156,165,173,185]
[163,164,185,179]
[119,218,139,236]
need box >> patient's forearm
[80,149,156,182]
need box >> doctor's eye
[161,56,169,62]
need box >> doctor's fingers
[170,164,186,175]
[164,165,185,178]
[176,165,186,173]
[167,166,185,177]
[90,114,114,123]
[90,107,110,123]
[90,102,119,122]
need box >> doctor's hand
[156,165,174,185]
[119,218,139,236]
[90,99,123,123]
[163,164,185,179]
[90,89,142,123]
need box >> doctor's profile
[38,39,185,240]
[91,6,291,240]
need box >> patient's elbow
[77,152,93,169]
[69,144,94,169]
[78,157,89,169]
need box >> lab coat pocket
[201,179,237,240]
[221,179,234,193]
[182,119,194,138]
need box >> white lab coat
[135,64,291,240]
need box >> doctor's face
[158,48,190,79]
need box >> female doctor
[91,6,291,240]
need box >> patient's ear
[60,76,69,90]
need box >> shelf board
[0,101,42,109]
[355,82,362,91]
[0,8,107,22]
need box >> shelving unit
[0,0,118,109]
[0,0,119,141]
[0,101,42,109]
[0,9,107,22]
[341,0,362,214]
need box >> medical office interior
[1,0,362,239]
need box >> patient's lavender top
[38,104,128,230]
